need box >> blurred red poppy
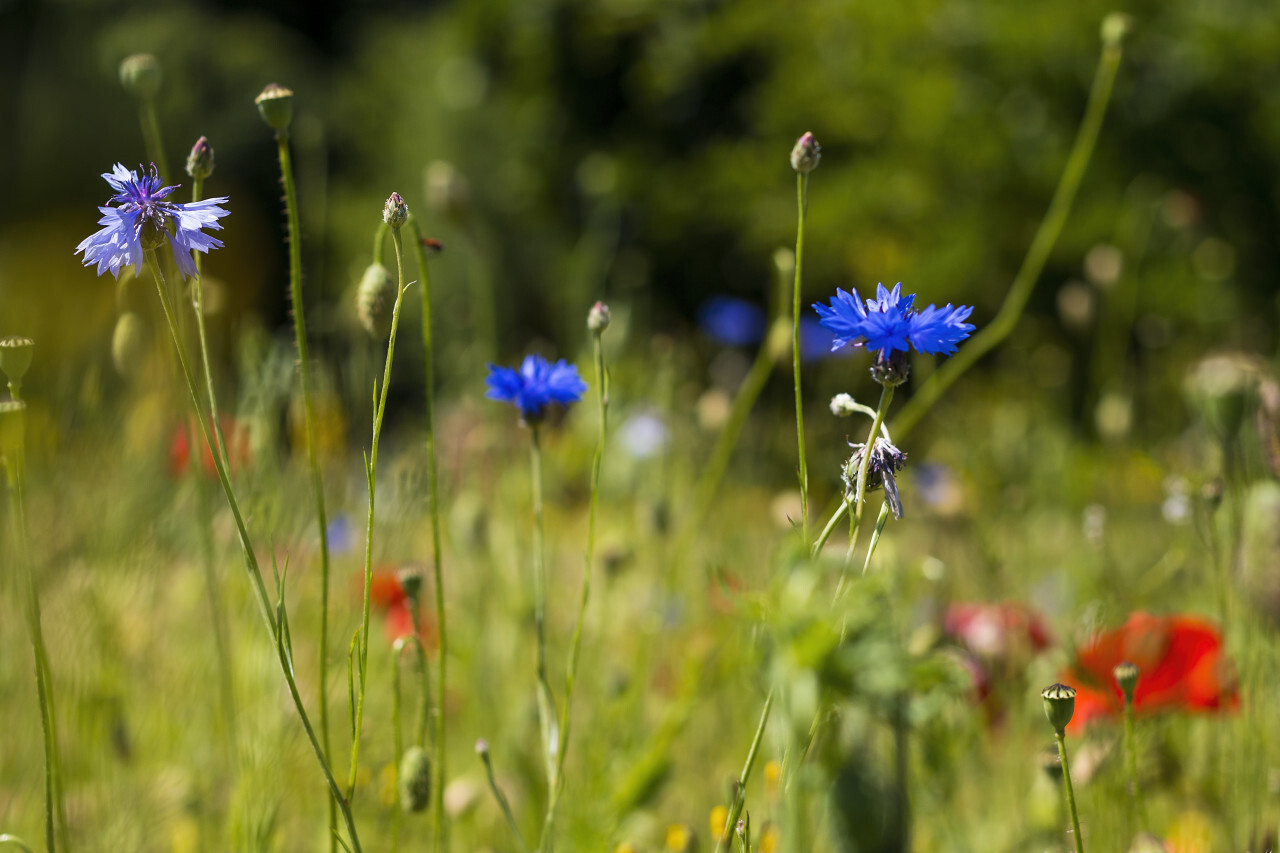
[169,416,250,479]
[944,601,1052,659]
[1061,612,1238,732]
[358,568,437,649]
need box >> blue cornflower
[75,163,229,280]
[813,282,974,358]
[486,354,588,423]
[698,296,766,347]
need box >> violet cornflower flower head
[486,354,587,424]
[813,283,974,359]
[75,163,229,280]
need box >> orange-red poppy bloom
[1060,612,1238,732]
[169,416,250,479]
[358,568,437,649]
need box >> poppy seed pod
[0,336,35,387]
[119,54,161,100]
[1113,660,1140,701]
[1041,683,1077,733]
[255,83,294,133]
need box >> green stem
[189,174,239,756]
[6,418,67,853]
[274,131,336,845]
[541,327,609,852]
[835,386,893,598]
[890,32,1124,440]
[792,173,811,542]
[138,99,170,182]
[144,250,362,852]
[714,689,774,853]
[392,639,407,853]
[1055,730,1086,853]
[408,218,448,853]
[349,228,409,801]
[530,426,559,793]
[1122,698,1147,832]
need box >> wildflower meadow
[3,1,1280,851]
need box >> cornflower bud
[186,136,215,180]
[588,301,611,334]
[790,131,821,174]
[383,191,409,229]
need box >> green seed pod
[397,566,424,607]
[1041,683,1077,733]
[112,313,149,378]
[0,336,35,386]
[254,83,294,133]
[398,745,432,813]
[120,54,162,100]
[1113,660,1140,702]
[356,263,397,340]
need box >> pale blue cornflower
[486,354,588,423]
[813,282,974,358]
[75,163,229,279]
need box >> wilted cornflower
[75,163,229,279]
[843,437,908,518]
[486,354,587,423]
[813,283,974,359]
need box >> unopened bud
[356,263,397,339]
[255,83,294,133]
[1113,660,1140,701]
[588,301,611,334]
[398,745,432,813]
[119,54,161,100]
[790,132,821,174]
[829,393,858,417]
[185,136,215,180]
[383,192,409,229]
[1041,683,1077,733]
[475,738,490,757]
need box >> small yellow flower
[664,823,695,852]
[758,823,780,853]
[708,805,729,843]
[763,759,782,799]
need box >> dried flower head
[843,437,907,518]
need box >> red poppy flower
[944,601,1052,659]
[169,416,250,479]
[357,568,437,649]
[1060,612,1238,732]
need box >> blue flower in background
[698,296,766,347]
[75,163,230,279]
[799,315,843,363]
[813,283,974,358]
[487,354,587,422]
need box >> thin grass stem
[408,217,448,853]
[714,689,774,853]
[792,172,811,542]
[349,227,409,801]
[890,31,1125,440]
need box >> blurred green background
[2,0,1279,434]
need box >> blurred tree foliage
[2,0,1278,422]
